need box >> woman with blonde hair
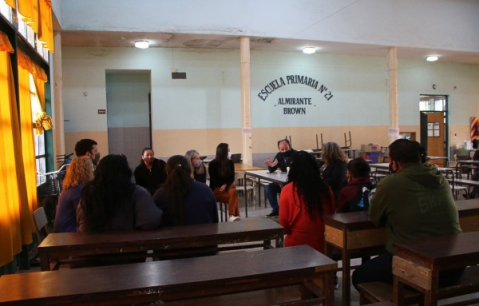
[53,157,94,232]
[321,142,348,203]
[185,149,207,183]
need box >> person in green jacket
[352,139,462,290]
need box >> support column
[240,37,253,165]
[52,31,65,157]
[387,47,399,144]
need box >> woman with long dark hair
[208,143,240,222]
[321,142,348,203]
[77,154,162,233]
[279,151,335,253]
[153,155,218,226]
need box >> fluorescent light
[135,41,150,49]
[302,47,316,55]
[426,56,438,62]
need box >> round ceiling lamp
[426,56,438,62]
[135,41,150,49]
[302,47,316,55]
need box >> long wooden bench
[0,245,337,306]
[324,199,479,306]
[358,266,479,305]
[38,218,284,271]
[393,231,479,305]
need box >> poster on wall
[471,117,479,141]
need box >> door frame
[419,95,449,161]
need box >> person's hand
[265,158,278,167]
[219,184,227,192]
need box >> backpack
[345,181,376,212]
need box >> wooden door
[421,112,446,166]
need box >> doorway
[419,95,448,166]
[106,71,151,168]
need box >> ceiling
[60,31,479,65]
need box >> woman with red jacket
[279,151,335,253]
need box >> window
[29,75,47,185]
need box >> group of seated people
[263,138,466,291]
[53,140,243,236]
[52,137,469,293]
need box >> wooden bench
[358,265,479,305]
[324,199,479,306]
[393,231,479,305]
[0,245,337,306]
[38,218,284,271]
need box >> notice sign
[242,127,252,135]
[98,109,106,114]
[388,127,399,137]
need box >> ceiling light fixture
[426,56,438,62]
[135,41,150,49]
[302,47,316,55]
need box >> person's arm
[279,183,293,235]
[323,161,347,189]
[226,160,235,188]
[265,153,281,172]
[152,187,167,210]
[368,179,388,227]
[208,160,219,189]
[134,186,163,230]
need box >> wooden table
[38,218,284,271]
[244,169,288,216]
[0,245,337,306]
[324,198,479,306]
[392,231,479,305]
[324,211,387,306]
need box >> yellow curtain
[38,0,54,53]
[5,0,15,8]
[17,0,54,53]
[18,66,39,216]
[0,31,35,267]
[18,49,51,134]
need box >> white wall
[62,46,479,157]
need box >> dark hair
[347,157,371,178]
[163,155,192,226]
[215,143,230,177]
[277,138,291,148]
[389,139,425,164]
[140,147,154,163]
[75,139,97,157]
[80,154,135,232]
[473,139,479,149]
[287,151,331,221]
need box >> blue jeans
[266,184,282,213]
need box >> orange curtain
[0,31,35,267]
[17,0,54,53]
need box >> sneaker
[228,216,240,222]
[265,211,279,218]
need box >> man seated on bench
[352,139,463,290]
